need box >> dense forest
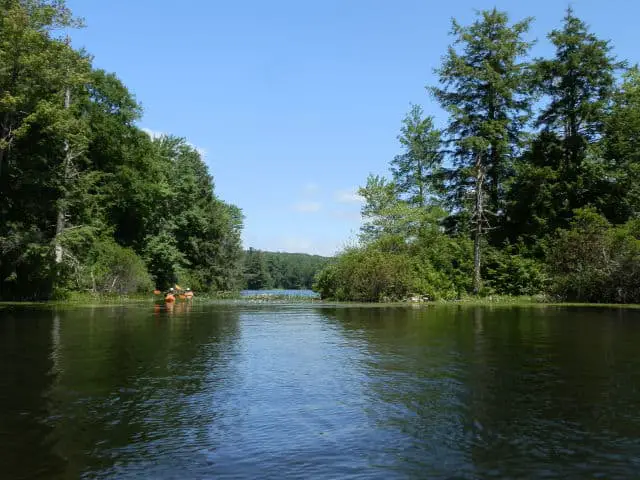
[0,1,244,300]
[314,8,640,304]
[243,249,329,290]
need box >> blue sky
[67,0,639,256]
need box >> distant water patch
[240,289,320,298]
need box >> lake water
[2,303,640,479]
[240,289,320,298]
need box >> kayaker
[165,287,176,303]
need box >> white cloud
[292,201,322,213]
[334,189,364,204]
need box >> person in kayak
[165,287,176,303]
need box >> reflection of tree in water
[319,305,640,477]
[464,306,640,477]
[0,307,67,479]
[41,304,242,478]
[320,306,476,476]
[5,304,640,478]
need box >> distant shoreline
[2,294,640,310]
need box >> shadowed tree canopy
[0,0,244,299]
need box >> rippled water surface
[2,303,640,479]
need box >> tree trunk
[54,85,72,264]
[473,222,482,294]
[418,161,425,208]
[0,144,5,180]
[473,153,485,295]
[0,115,12,181]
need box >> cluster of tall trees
[0,0,244,300]
[243,249,329,290]
[315,8,640,303]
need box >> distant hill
[243,249,332,290]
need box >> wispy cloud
[303,182,319,194]
[330,210,361,221]
[334,189,364,204]
[292,201,322,213]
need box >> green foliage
[0,1,244,300]
[261,251,329,290]
[314,230,473,302]
[431,8,533,213]
[243,248,273,290]
[534,8,622,142]
[546,208,640,303]
[242,248,328,291]
[5,3,640,305]
[483,246,548,296]
[431,8,534,292]
[85,239,153,294]
[0,223,54,300]
[319,7,640,304]
[391,105,444,207]
[142,231,186,290]
[602,67,640,221]
[505,9,625,245]
[313,245,415,302]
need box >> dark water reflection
[1,304,640,478]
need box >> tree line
[0,0,244,300]
[314,8,640,303]
[243,249,329,290]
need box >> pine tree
[431,9,533,293]
[390,104,443,208]
[535,7,621,153]
[505,8,624,244]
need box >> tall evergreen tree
[431,9,533,292]
[604,67,640,219]
[534,7,620,152]
[390,104,443,208]
[505,8,623,244]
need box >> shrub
[86,239,154,294]
[545,208,640,303]
[314,246,414,302]
[483,246,547,296]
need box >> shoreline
[2,293,640,310]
